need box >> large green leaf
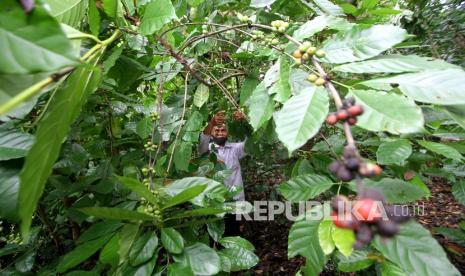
[273,87,329,153]
[376,139,412,165]
[0,0,77,75]
[0,165,19,221]
[129,232,158,266]
[57,235,111,273]
[162,184,207,209]
[0,129,35,161]
[318,220,335,255]
[279,174,334,202]
[45,0,88,27]
[292,15,352,40]
[246,82,274,131]
[288,218,325,275]
[139,0,177,35]
[332,226,355,257]
[333,55,459,74]
[19,60,102,237]
[174,142,192,172]
[322,25,408,64]
[351,90,424,134]
[78,207,156,221]
[452,181,465,205]
[218,239,258,272]
[161,228,184,254]
[373,221,461,276]
[184,243,221,275]
[364,178,428,203]
[77,221,123,244]
[417,140,463,161]
[302,0,344,16]
[269,56,291,103]
[240,78,260,106]
[164,177,227,206]
[193,84,209,108]
[336,250,375,272]
[116,176,158,205]
[361,69,465,105]
[99,232,120,266]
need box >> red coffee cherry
[352,198,382,222]
[331,211,359,230]
[326,113,338,125]
[336,110,350,120]
[348,105,364,117]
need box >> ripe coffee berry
[331,211,359,230]
[352,198,382,222]
[336,110,350,120]
[326,113,338,125]
[348,105,364,116]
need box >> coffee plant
[0,0,464,275]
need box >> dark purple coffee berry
[345,157,360,171]
[337,167,354,182]
[377,220,399,237]
[331,195,350,212]
[356,224,373,243]
[329,160,342,173]
[353,240,365,250]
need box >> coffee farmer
[199,110,247,201]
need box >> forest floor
[234,169,465,275]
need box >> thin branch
[156,35,211,87]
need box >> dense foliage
[0,0,464,275]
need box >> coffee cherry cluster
[306,74,326,86]
[325,97,363,126]
[251,30,265,40]
[150,112,159,121]
[139,190,163,221]
[331,190,410,249]
[292,41,326,65]
[271,20,289,33]
[144,141,158,151]
[329,146,382,182]
[142,166,156,175]
[237,13,250,23]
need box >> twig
[156,35,211,87]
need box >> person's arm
[232,110,247,159]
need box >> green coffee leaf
[140,0,177,35]
[322,25,408,64]
[274,87,329,153]
[376,139,412,165]
[279,174,334,202]
[373,221,461,276]
[351,90,424,134]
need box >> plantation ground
[236,168,465,275]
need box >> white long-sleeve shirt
[199,134,246,200]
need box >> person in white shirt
[199,110,247,201]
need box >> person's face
[211,124,228,138]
